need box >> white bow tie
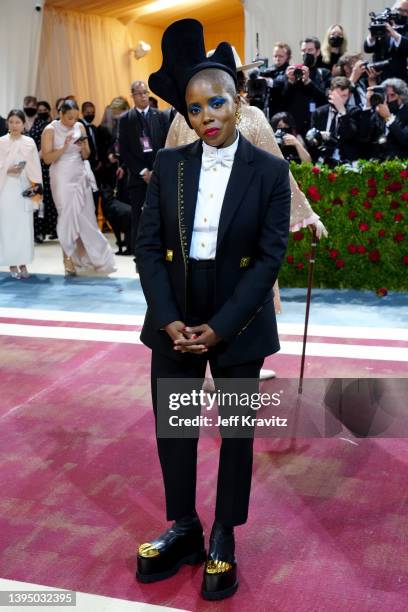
[202,148,235,171]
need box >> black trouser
[150,260,263,526]
[128,182,147,255]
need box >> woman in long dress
[41,100,116,276]
[0,110,42,279]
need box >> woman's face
[37,104,49,116]
[186,75,239,148]
[277,120,290,131]
[8,115,25,135]
[330,26,343,38]
[60,110,79,128]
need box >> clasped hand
[165,320,220,354]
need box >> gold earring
[235,104,242,125]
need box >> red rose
[350,187,359,196]
[297,262,305,270]
[367,178,377,187]
[374,211,383,220]
[307,185,322,202]
[347,244,357,254]
[293,231,304,241]
[387,182,402,192]
[363,201,372,209]
[287,255,294,264]
[312,166,320,174]
[332,197,343,205]
[401,192,408,201]
[359,222,369,232]
[376,288,388,297]
[336,259,345,269]
[328,172,337,182]
[400,170,408,179]
[367,188,377,198]
[402,255,408,265]
[394,232,405,242]
[384,172,391,180]
[348,210,358,219]
[369,249,381,263]
[395,213,404,222]
[329,249,338,259]
[357,245,366,254]
[378,229,386,238]
[390,200,400,209]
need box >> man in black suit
[119,81,169,257]
[359,77,408,159]
[282,37,331,137]
[364,1,408,82]
[0,115,6,137]
[311,77,361,163]
[135,19,291,601]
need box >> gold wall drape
[36,7,133,121]
[36,7,245,118]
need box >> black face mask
[24,107,37,117]
[37,112,49,121]
[388,100,400,114]
[303,53,316,68]
[84,114,95,124]
[329,36,344,48]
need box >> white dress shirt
[190,133,239,260]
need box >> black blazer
[364,30,408,82]
[311,104,361,162]
[359,104,408,159]
[136,135,291,367]
[119,108,169,187]
[0,116,6,137]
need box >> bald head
[186,68,237,99]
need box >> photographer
[263,43,292,117]
[337,53,381,109]
[359,78,408,159]
[271,112,312,162]
[282,37,331,137]
[309,77,361,164]
[364,1,408,81]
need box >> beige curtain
[36,7,133,121]
[0,0,44,116]
[244,0,387,65]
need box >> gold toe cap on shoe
[138,543,160,558]
[205,560,233,574]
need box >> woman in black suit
[135,19,291,600]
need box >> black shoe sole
[136,548,206,583]
[201,579,239,600]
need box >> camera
[293,65,304,82]
[362,59,391,72]
[246,69,270,113]
[274,128,300,162]
[35,3,42,11]
[370,86,386,107]
[369,8,406,38]
[306,128,340,167]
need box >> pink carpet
[0,334,407,611]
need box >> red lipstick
[204,128,220,137]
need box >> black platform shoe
[201,522,238,600]
[136,513,206,583]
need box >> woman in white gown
[41,100,115,276]
[0,110,42,278]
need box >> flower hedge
[279,160,408,295]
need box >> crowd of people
[1,2,408,279]
[248,1,408,165]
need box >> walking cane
[298,226,318,394]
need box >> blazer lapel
[216,136,255,249]
[178,140,202,264]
